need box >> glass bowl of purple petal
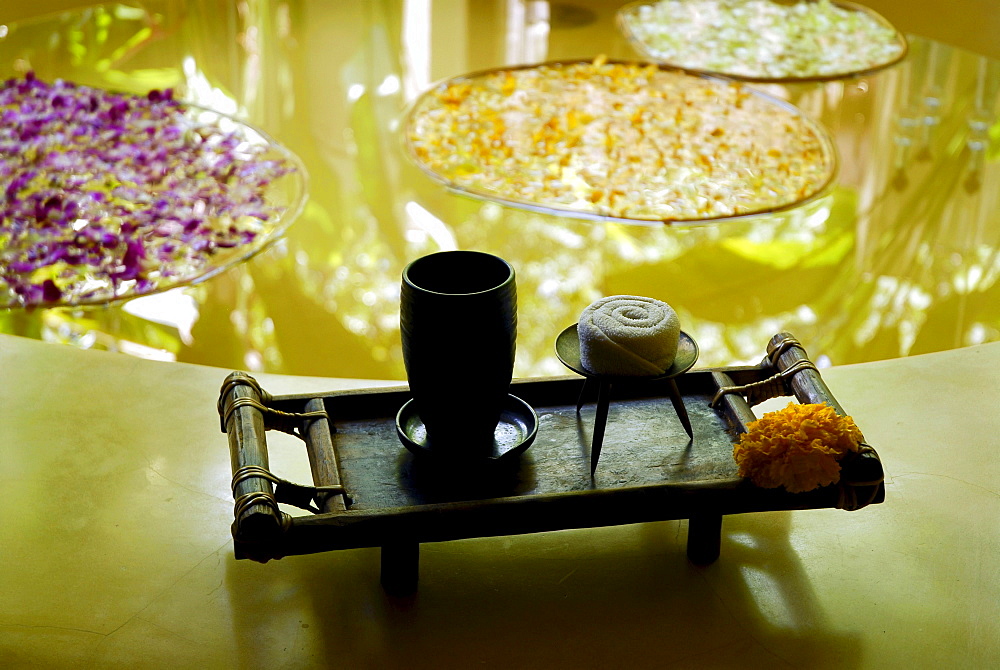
[1,73,307,308]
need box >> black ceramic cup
[400,251,517,457]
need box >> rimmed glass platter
[617,0,908,83]
[404,59,837,225]
[1,75,306,308]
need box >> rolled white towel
[578,295,680,376]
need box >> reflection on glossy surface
[1,0,999,379]
[617,0,908,82]
[404,60,838,222]
[0,85,306,308]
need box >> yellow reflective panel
[2,1,999,380]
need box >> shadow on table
[224,509,862,668]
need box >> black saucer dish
[396,393,538,462]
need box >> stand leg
[380,542,419,595]
[686,513,722,565]
[590,381,612,475]
[575,378,592,414]
[667,378,694,439]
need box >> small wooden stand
[555,325,700,474]
[574,376,694,474]
[218,332,884,594]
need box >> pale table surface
[1,333,997,668]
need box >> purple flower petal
[41,279,62,302]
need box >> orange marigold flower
[733,402,862,493]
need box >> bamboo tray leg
[381,542,420,595]
[687,513,723,565]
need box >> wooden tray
[219,332,884,593]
